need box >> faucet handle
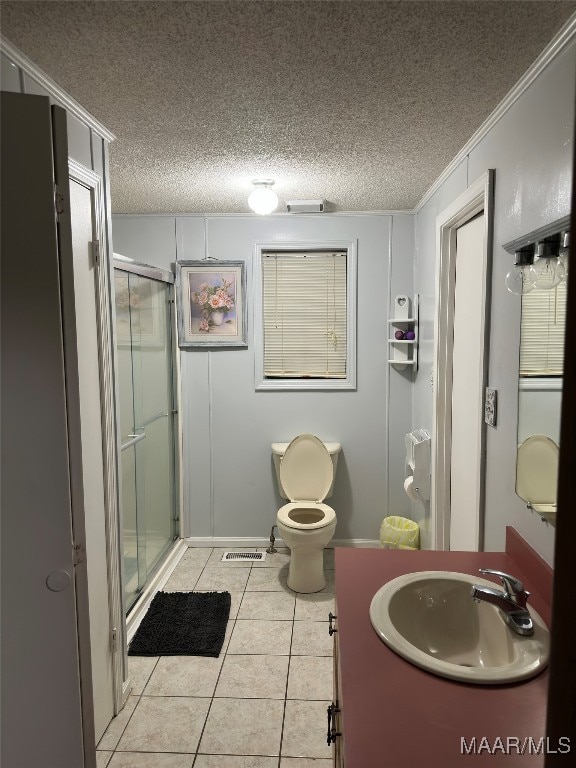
[478,569,529,606]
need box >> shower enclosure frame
[113,257,182,617]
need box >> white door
[69,179,115,741]
[1,93,94,768]
[449,214,486,550]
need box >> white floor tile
[291,620,333,656]
[199,698,285,756]
[227,619,293,655]
[287,656,333,700]
[281,700,333,759]
[215,654,289,699]
[238,591,295,620]
[97,695,139,751]
[117,696,210,753]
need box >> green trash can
[380,516,420,550]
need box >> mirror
[514,223,568,527]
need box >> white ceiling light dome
[248,179,278,215]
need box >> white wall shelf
[388,294,419,371]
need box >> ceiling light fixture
[248,179,278,215]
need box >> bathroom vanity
[330,529,553,767]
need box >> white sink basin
[369,571,550,684]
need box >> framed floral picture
[176,260,247,348]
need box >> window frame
[253,240,357,391]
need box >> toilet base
[287,546,326,593]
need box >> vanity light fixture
[505,246,538,295]
[248,179,279,215]
[531,234,563,290]
[503,218,570,296]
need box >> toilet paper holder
[405,429,431,501]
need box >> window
[254,244,356,390]
[519,282,566,376]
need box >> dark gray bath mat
[128,591,231,657]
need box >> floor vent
[221,551,266,562]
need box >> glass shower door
[115,266,177,612]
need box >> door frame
[67,158,129,712]
[431,170,495,550]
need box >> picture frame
[176,260,247,348]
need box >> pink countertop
[335,533,552,767]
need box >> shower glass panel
[115,266,177,612]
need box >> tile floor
[97,547,335,768]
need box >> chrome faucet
[470,568,534,636]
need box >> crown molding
[0,35,116,143]
[112,210,413,218]
[414,11,576,213]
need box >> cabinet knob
[328,611,338,636]
[327,702,342,745]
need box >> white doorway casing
[431,171,495,551]
[66,158,129,737]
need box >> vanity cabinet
[328,608,344,767]
[332,543,551,768]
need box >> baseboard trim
[185,536,284,548]
[332,539,381,548]
[126,539,187,643]
[184,536,381,549]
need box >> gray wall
[413,41,575,563]
[113,213,415,543]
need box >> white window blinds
[262,251,347,378]
[519,282,567,376]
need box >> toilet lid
[516,434,559,504]
[280,434,333,502]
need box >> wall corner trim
[0,35,116,143]
[414,11,576,213]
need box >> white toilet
[516,434,559,517]
[274,434,339,593]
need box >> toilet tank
[272,441,341,500]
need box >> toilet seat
[278,501,336,530]
[277,433,337,531]
[516,434,559,504]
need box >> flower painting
[176,261,247,348]
[191,276,236,332]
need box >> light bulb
[531,257,562,290]
[248,180,278,215]
[556,247,569,283]
[505,263,537,295]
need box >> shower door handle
[121,432,147,451]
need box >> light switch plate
[485,387,497,427]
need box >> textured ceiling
[2,1,576,213]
